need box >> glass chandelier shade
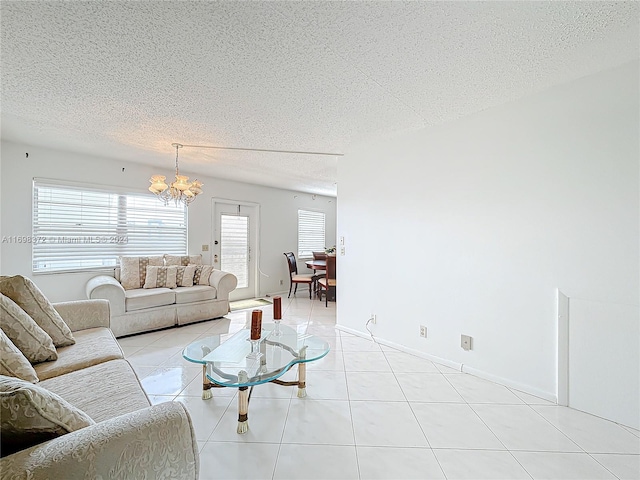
[149,143,203,206]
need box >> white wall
[337,62,639,407]
[0,141,336,302]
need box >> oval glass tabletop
[183,323,330,388]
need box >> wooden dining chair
[317,254,336,307]
[283,252,315,299]
[310,251,327,286]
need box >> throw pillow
[192,265,214,286]
[0,375,95,456]
[0,293,57,364]
[119,256,164,290]
[176,265,196,287]
[143,266,178,289]
[164,254,203,266]
[0,330,39,384]
[0,276,75,348]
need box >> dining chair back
[317,254,336,306]
[283,252,315,299]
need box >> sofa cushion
[0,330,39,383]
[164,254,202,266]
[0,276,75,347]
[34,328,124,381]
[0,294,57,363]
[119,256,163,290]
[41,359,150,423]
[125,288,175,312]
[192,265,214,285]
[173,285,217,304]
[143,266,178,289]
[0,375,94,456]
[176,265,197,287]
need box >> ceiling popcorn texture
[1,1,638,196]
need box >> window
[298,209,325,259]
[32,179,187,273]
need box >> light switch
[202,244,209,251]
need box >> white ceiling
[1,1,638,197]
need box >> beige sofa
[0,298,199,479]
[87,256,237,337]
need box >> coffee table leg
[202,365,213,400]
[237,370,249,434]
[297,345,307,398]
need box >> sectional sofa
[87,254,237,337]
[0,275,198,479]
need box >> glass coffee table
[183,323,330,434]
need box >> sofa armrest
[53,299,110,332]
[0,402,199,480]
[209,270,238,300]
[86,275,126,316]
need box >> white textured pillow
[192,265,214,286]
[0,375,95,455]
[176,265,196,287]
[0,293,57,363]
[0,330,39,383]
[164,254,203,266]
[143,266,178,289]
[0,276,74,348]
[119,256,164,290]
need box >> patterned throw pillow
[0,330,39,383]
[176,265,196,287]
[164,254,203,266]
[0,375,95,456]
[119,256,164,290]
[143,266,178,289]
[192,265,214,286]
[0,276,75,348]
[0,294,57,364]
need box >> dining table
[305,259,326,272]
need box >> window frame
[32,178,188,274]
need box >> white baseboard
[336,324,557,404]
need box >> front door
[213,200,259,301]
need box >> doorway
[213,200,259,301]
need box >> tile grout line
[526,405,625,480]
[440,370,534,480]
[341,338,363,480]
[379,347,450,480]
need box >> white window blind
[32,180,187,273]
[298,209,325,259]
[220,214,249,289]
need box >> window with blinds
[32,179,187,273]
[297,209,325,259]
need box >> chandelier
[148,143,203,206]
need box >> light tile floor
[117,296,640,480]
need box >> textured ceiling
[1,1,638,196]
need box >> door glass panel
[220,214,249,288]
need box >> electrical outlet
[461,335,472,351]
[370,314,377,324]
[419,325,427,338]
[202,244,209,251]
